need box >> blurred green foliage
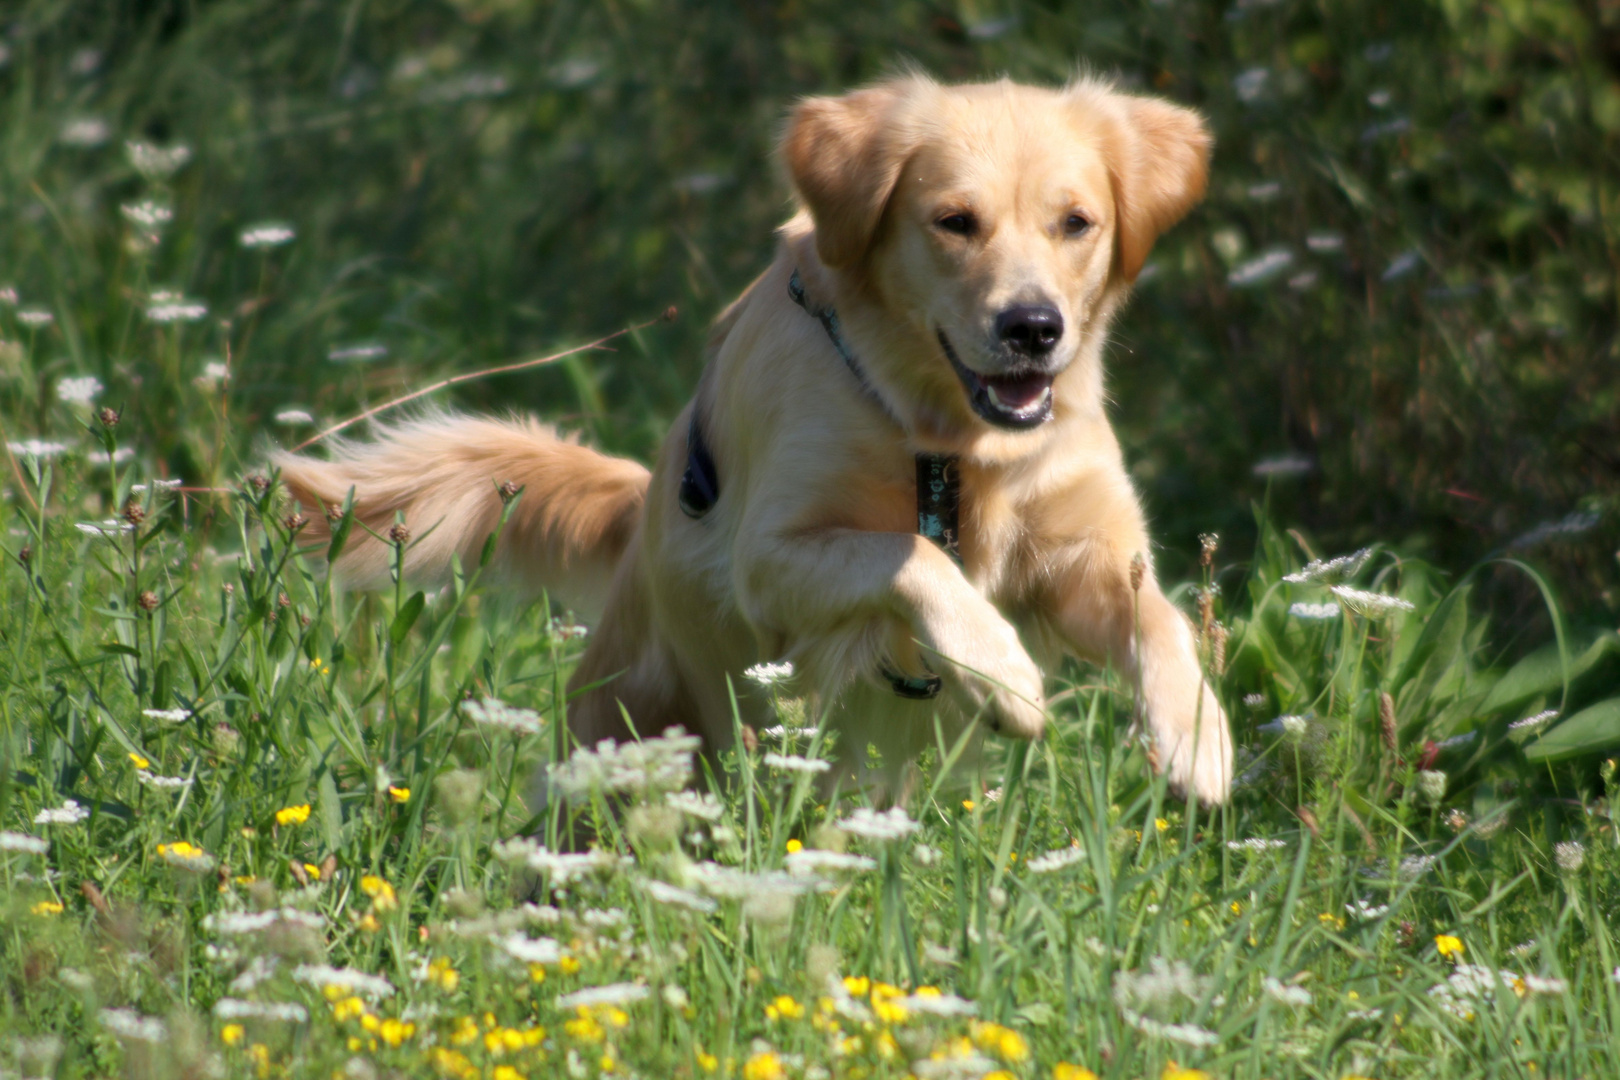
[2,0,1617,610]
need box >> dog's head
[784,74,1210,434]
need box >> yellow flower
[600,1055,617,1074]
[559,954,581,975]
[357,913,380,933]
[766,995,805,1021]
[310,657,331,675]
[1435,934,1465,960]
[129,752,151,769]
[972,1022,1029,1063]
[697,1051,719,1072]
[360,1013,381,1033]
[564,1006,604,1043]
[962,799,976,811]
[220,1023,245,1046]
[31,900,64,916]
[275,803,311,826]
[1162,1064,1212,1080]
[388,785,411,803]
[450,1015,479,1046]
[331,996,366,1022]
[432,1048,477,1079]
[235,875,257,887]
[843,975,870,997]
[361,874,397,910]
[984,1073,1017,1080]
[1230,901,1242,915]
[249,1043,270,1080]
[528,963,546,984]
[492,1067,526,1080]
[303,862,322,881]
[377,1018,415,1047]
[743,1051,785,1080]
[1156,817,1171,832]
[785,838,803,854]
[1054,1065,1099,1080]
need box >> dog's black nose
[995,305,1064,356]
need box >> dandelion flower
[360,875,397,911]
[34,800,89,825]
[743,1051,785,1080]
[275,804,312,826]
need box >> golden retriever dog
[276,73,1233,803]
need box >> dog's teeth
[985,383,1052,416]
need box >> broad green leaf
[1480,633,1616,715]
[389,591,426,646]
[1523,698,1620,763]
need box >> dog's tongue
[983,372,1052,411]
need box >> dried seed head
[18,545,30,565]
[497,480,520,504]
[1210,623,1228,676]
[1199,532,1220,567]
[97,406,120,428]
[222,582,234,597]
[740,724,759,754]
[283,513,307,533]
[247,474,269,494]
[1397,920,1417,948]
[123,499,147,527]
[137,591,159,612]
[662,304,679,322]
[1129,552,1145,592]
[325,503,345,524]
[298,614,311,628]
[1379,691,1398,754]
[1198,587,1215,636]
[388,523,410,546]
[276,592,290,609]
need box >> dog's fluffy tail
[273,414,650,620]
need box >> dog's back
[274,414,649,621]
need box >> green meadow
[2,2,1618,1078]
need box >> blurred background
[2,0,1616,632]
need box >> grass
[5,3,1620,1078]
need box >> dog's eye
[935,212,976,236]
[1064,213,1091,236]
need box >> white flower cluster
[139,771,195,791]
[1113,958,1219,1047]
[99,1008,166,1043]
[1429,965,1565,1019]
[1554,841,1585,873]
[744,661,795,686]
[663,790,725,821]
[762,752,829,774]
[34,800,89,825]
[1329,585,1415,619]
[1262,977,1312,1007]
[783,849,876,876]
[0,830,49,854]
[120,200,173,230]
[1509,709,1557,732]
[492,838,630,884]
[1258,714,1309,738]
[1025,845,1086,873]
[837,806,918,842]
[1284,548,1372,584]
[274,409,314,426]
[291,964,395,999]
[145,290,207,323]
[56,376,102,404]
[547,727,700,801]
[896,990,978,1017]
[76,519,135,539]
[204,908,325,936]
[462,697,542,735]
[240,223,296,248]
[637,878,719,913]
[143,708,191,723]
[1345,899,1389,921]
[1288,601,1341,620]
[212,999,308,1022]
[1226,838,1287,852]
[126,140,192,179]
[10,439,68,458]
[556,983,650,1010]
[496,933,563,964]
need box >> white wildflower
[1226,838,1287,852]
[1288,602,1341,620]
[547,618,588,641]
[1429,965,1525,1018]
[212,999,308,1022]
[139,771,195,791]
[495,933,563,965]
[1329,585,1415,619]
[1117,1011,1220,1046]
[120,201,173,230]
[1509,940,1537,959]
[274,409,314,426]
[744,661,795,686]
[89,447,134,465]
[556,983,650,1010]
[1415,770,1447,804]
[33,800,89,825]
[143,708,191,723]
[783,849,876,876]
[0,831,49,854]
[1554,841,1585,873]
[195,360,230,387]
[125,140,191,178]
[762,752,829,774]
[690,863,824,901]
[56,376,103,404]
[661,985,690,1011]
[760,724,815,740]
[131,479,183,493]
[59,118,112,147]
[99,1008,166,1042]
[1242,693,1265,707]
[1522,974,1567,995]
[204,908,325,936]
[327,343,388,362]
[838,806,919,842]
[1262,977,1312,1007]
[1511,511,1602,551]
[1396,854,1437,879]
[1114,958,1211,1011]
[1252,453,1313,478]
[9,439,68,459]
[229,955,281,992]
[897,990,977,1016]
[1510,709,1557,732]
[1025,846,1086,873]
[462,697,542,735]
[16,309,54,327]
[547,727,700,800]
[291,964,394,999]
[664,790,725,821]
[1233,66,1270,102]
[492,838,629,884]
[145,291,208,323]
[1283,548,1372,584]
[240,223,296,248]
[637,878,719,913]
[1345,899,1389,921]
[1305,231,1345,253]
[1228,248,1294,287]
[76,519,135,538]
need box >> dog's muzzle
[939,331,1058,429]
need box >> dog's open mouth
[938,331,1055,430]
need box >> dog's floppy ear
[1092,90,1212,283]
[783,80,922,269]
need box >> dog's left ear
[783,79,922,269]
[1092,91,1212,283]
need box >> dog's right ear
[783,80,920,270]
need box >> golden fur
[276,73,1233,802]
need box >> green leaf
[318,770,343,852]
[1523,697,1620,763]
[1480,634,1616,715]
[99,642,140,657]
[389,591,426,646]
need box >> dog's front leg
[735,529,1046,737]
[1048,539,1232,803]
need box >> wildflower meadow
[3,3,1620,1080]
